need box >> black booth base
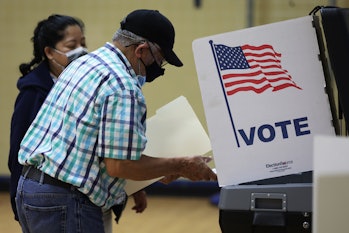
[219,210,312,233]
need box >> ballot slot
[250,193,286,212]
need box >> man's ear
[134,42,149,58]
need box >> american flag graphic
[213,44,302,96]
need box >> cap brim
[164,49,183,67]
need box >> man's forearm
[104,155,183,181]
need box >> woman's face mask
[65,47,88,64]
[52,47,88,73]
[54,46,88,66]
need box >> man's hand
[159,174,181,184]
[131,190,147,213]
[180,156,217,182]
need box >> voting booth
[193,6,349,233]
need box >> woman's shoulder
[17,62,53,91]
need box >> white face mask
[65,47,88,63]
[54,46,88,64]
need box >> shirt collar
[104,42,137,79]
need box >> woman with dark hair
[8,14,87,222]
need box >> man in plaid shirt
[16,9,217,233]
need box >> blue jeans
[16,175,105,233]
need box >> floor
[0,192,221,233]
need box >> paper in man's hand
[124,96,212,195]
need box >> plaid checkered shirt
[18,43,147,210]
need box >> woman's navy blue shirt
[8,61,54,221]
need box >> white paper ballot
[313,135,349,233]
[124,96,212,195]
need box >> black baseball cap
[120,9,183,67]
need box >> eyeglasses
[148,42,167,68]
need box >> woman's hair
[19,14,85,75]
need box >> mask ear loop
[51,58,65,72]
[50,48,67,72]
[138,58,142,74]
[138,57,148,75]
[137,58,146,87]
[53,48,66,56]
[148,42,167,67]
